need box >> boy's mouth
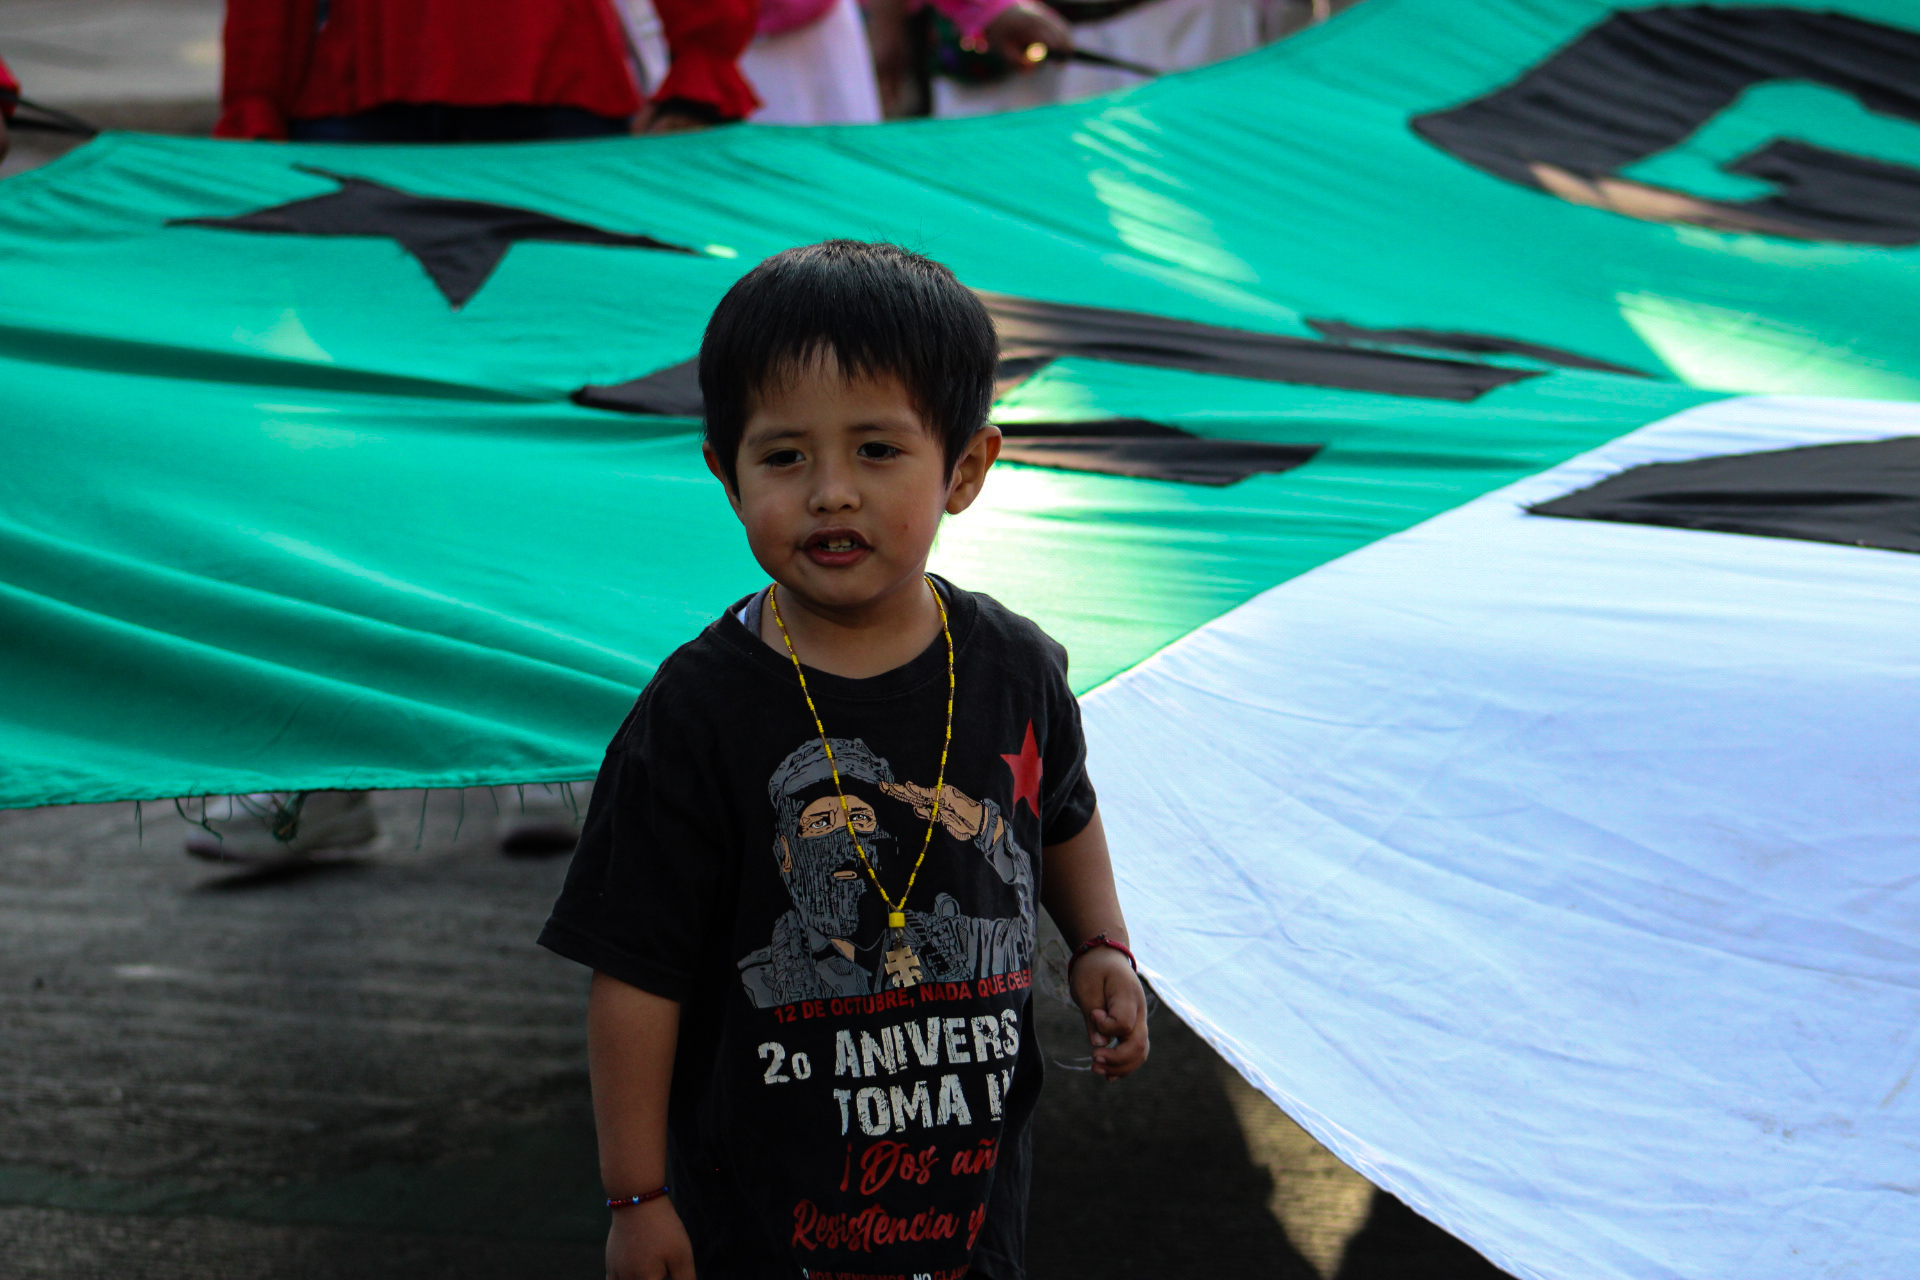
[804,528,871,568]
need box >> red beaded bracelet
[1070,932,1137,971]
[607,1186,670,1210]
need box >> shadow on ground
[0,792,1509,1279]
[1025,973,1507,1280]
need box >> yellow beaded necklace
[768,575,955,989]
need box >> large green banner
[3,0,1916,806]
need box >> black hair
[698,241,998,488]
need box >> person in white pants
[742,0,885,124]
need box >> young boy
[540,240,1149,1280]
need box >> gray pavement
[0,0,221,102]
[0,791,1509,1279]
[0,0,223,177]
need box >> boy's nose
[808,459,861,512]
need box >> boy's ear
[702,441,744,512]
[946,425,1003,516]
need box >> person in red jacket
[0,54,18,163]
[216,0,758,143]
[195,5,756,865]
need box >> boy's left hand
[1068,946,1149,1080]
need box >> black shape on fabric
[576,353,1069,416]
[576,297,1548,421]
[1305,318,1652,378]
[574,357,705,416]
[999,418,1186,438]
[992,354,1058,398]
[997,419,1322,486]
[1411,6,1920,244]
[1719,139,1920,242]
[1529,436,1920,554]
[575,352,1072,416]
[171,167,698,308]
[976,292,1540,402]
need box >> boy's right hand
[606,1197,696,1280]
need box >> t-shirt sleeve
[538,680,732,1002]
[1038,638,1098,847]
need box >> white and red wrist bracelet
[1069,932,1137,971]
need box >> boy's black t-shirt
[540,579,1097,1280]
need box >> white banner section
[1086,396,1920,1280]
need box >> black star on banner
[574,292,1656,425]
[1530,436,1920,555]
[170,166,699,308]
[993,419,1321,487]
[569,295,1655,484]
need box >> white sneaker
[497,782,590,856]
[184,790,378,866]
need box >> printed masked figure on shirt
[738,737,1034,1007]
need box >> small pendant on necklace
[884,929,924,988]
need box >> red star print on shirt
[1001,721,1044,817]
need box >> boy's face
[708,352,998,617]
